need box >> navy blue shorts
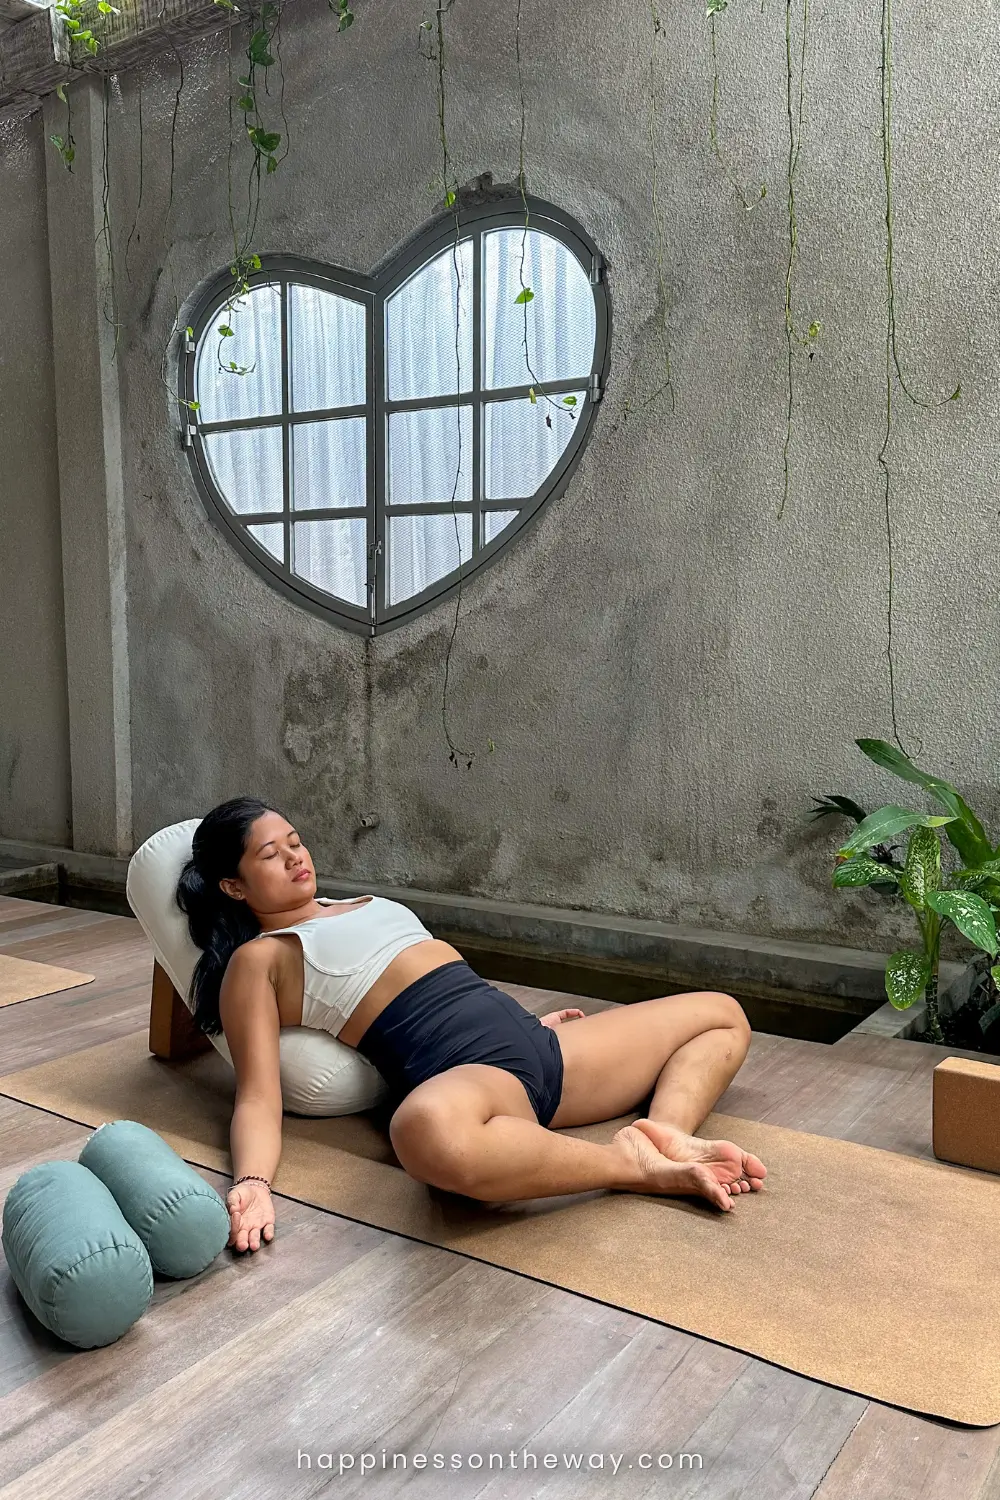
[355,960,565,1127]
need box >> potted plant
[816,740,1000,1046]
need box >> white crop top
[252,895,435,1037]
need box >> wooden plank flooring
[0,892,996,1499]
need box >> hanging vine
[877,0,960,755]
[621,0,675,423]
[123,73,143,282]
[777,0,820,520]
[705,0,766,213]
[513,0,578,431]
[418,0,480,771]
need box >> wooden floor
[1,894,999,1500]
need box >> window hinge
[588,371,603,402]
[184,335,196,355]
[590,253,603,284]
[183,423,196,449]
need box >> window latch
[590,254,603,284]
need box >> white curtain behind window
[195,228,596,613]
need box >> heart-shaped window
[181,195,609,634]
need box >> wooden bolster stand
[148,959,213,1062]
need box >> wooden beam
[0,0,50,24]
[0,0,251,120]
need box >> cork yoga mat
[0,954,95,1006]
[2,1028,999,1426]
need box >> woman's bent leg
[388,1060,748,1211]
[547,989,752,1131]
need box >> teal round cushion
[2,1159,153,1348]
[78,1120,229,1279]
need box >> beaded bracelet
[232,1173,272,1190]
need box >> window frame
[180,194,611,636]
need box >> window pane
[203,427,283,515]
[292,518,368,606]
[484,392,584,500]
[291,418,366,511]
[387,406,472,506]
[195,283,282,423]
[289,284,366,412]
[483,228,595,390]
[389,514,471,605]
[385,240,474,401]
[483,509,520,544]
[247,523,285,563]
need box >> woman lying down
[176,797,767,1253]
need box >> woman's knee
[388,1092,474,1192]
[661,988,751,1043]
[713,992,752,1047]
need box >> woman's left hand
[539,1007,585,1028]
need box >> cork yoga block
[932,1056,1000,1174]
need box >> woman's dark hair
[175,795,289,1037]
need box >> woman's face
[220,810,316,914]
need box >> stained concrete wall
[0,112,71,847]
[1,0,997,954]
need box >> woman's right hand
[226,1181,276,1252]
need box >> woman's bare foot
[609,1119,766,1212]
[633,1118,766,1195]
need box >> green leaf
[706,0,728,12]
[338,8,354,28]
[444,188,456,207]
[186,400,200,411]
[832,855,900,890]
[218,324,234,337]
[237,74,251,85]
[925,890,999,956]
[248,128,281,153]
[992,964,1000,991]
[854,738,992,866]
[955,857,1000,881]
[49,134,64,150]
[247,30,274,65]
[900,825,941,911]
[238,93,255,112]
[836,805,955,858]
[949,384,961,400]
[266,154,278,173]
[808,794,871,825]
[562,394,578,406]
[979,1000,1000,1033]
[514,287,534,305]
[884,950,930,1011]
[528,387,537,405]
[55,83,67,103]
[249,253,261,270]
[185,325,194,338]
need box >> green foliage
[827,740,1000,1044]
[885,950,930,1011]
[855,738,993,865]
[49,132,76,170]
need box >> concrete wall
[1,0,996,954]
[0,112,71,847]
